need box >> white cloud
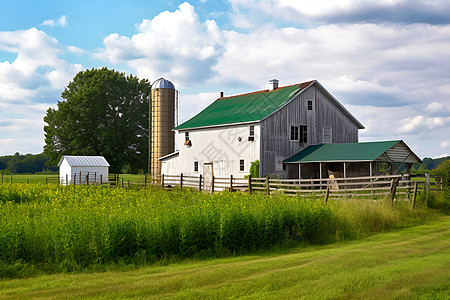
[0,28,82,155]
[398,115,450,133]
[0,28,82,103]
[441,140,449,148]
[97,2,225,88]
[41,15,67,27]
[229,0,450,26]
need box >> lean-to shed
[58,155,110,185]
[283,140,421,179]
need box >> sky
[0,0,449,159]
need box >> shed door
[203,162,213,193]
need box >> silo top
[152,78,175,90]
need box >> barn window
[194,161,198,172]
[185,132,190,141]
[249,125,255,141]
[300,125,308,143]
[290,126,299,141]
[307,100,313,111]
[239,159,245,171]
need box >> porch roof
[283,140,422,164]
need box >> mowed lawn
[1,216,449,299]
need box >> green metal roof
[174,81,313,130]
[283,140,404,163]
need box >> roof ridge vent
[269,79,279,91]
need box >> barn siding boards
[260,84,360,177]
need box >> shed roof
[58,156,110,167]
[174,80,364,130]
[283,140,422,164]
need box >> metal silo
[149,78,177,177]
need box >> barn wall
[164,123,260,177]
[260,84,360,177]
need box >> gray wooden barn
[163,79,365,178]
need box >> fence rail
[1,172,443,202]
[158,173,443,204]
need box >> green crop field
[0,183,447,298]
[1,216,448,299]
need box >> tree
[44,68,151,173]
[431,160,450,189]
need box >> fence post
[412,181,418,209]
[94,172,96,184]
[248,175,252,194]
[324,186,330,203]
[86,175,89,185]
[74,173,76,185]
[180,173,183,190]
[46,177,48,184]
[425,173,430,193]
[80,171,82,185]
[389,177,399,206]
[144,174,147,187]
[11,174,13,184]
[121,177,124,188]
[1,172,3,183]
[199,174,202,191]
[265,176,270,195]
[230,175,233,192]
[211,176,215,194]
[100,174,103,185]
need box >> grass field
[0,173,145,184]
[1,216,448,299]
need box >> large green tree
[44,68,151,173]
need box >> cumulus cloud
[97,2,224,87]
[211,23,450,108]
[0,28,82,155]
[229,0,450,27]
[397,115,450,133]
[0,28,82,103]
[41,15,67,27]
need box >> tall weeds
[0,184,440,277]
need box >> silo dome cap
[152,78,175,90]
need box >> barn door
[203,162,214,193]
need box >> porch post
[343,162,347,178]
[298,163,302,179]
[369,161,373,177]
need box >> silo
[150,78,176,177]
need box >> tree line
[0,153,57,174]
[411,156,450,175]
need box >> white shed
[58,156,110,185]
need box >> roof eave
[260,80,316,123]
[174,120,260,131]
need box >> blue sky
[0,0,449,159]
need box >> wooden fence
[159,173,443,203]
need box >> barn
[58,155,109,185]
[161,79,364,178]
